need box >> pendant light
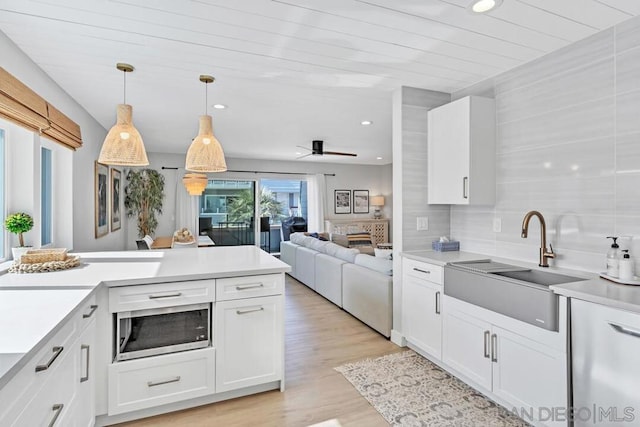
[185,75,227,172]
[183,172,208,195]
[98,63,149,166]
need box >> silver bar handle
[235,283,264,290]
[147,376,181,387]
[483,330,490,358]
[48,404,64,427]
[413,267,430,274]
[36,346,64,372]
[148,292,182,299]
[237,307,265,315]
[80,344,90,383]
[82,304,98,319]
[435,291,441,315]
[609,323,640,338]
[463,177,469,199]
[491,333,498,362]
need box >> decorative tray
[9,256,80,274]
[599,272,640,286]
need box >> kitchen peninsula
[0,246,290,426]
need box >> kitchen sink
[445,260,587,331]
[491,269,585,286]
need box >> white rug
[335,350,529,426]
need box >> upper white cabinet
[427,96,496,205]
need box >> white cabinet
[427,96,495,205]
[402,258,443,360]
[443,296,567,426]
[215,295,283,393]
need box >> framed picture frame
[110,168,122,232]
[334,189,351,214]
[95,161,109,238]
[353,190,369,214]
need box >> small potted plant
[4,212,34,261]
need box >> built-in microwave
[115,302,211,362]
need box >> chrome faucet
[521,210,555,267]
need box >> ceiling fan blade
[322,150,357,157]
[296,153,313,159]
[296,145,311,151]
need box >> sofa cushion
[374,248,393,260]
[307,239,329,252]
[333,246,360,263]
[290,232,306,244]
[354,254,393,276]
[323,242,343,257]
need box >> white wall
[124,153,393,249]
[450,15,640,274]
[0,30,126,252]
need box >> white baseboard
[390,329,406,346]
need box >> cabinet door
[215,296,283,393]
[75,319,96,427]
[428,97,470,205]
[492,325,567,426]
[442,306,492,390]
[402,275,442,360]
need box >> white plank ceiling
[0,0,637,164]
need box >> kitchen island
[0,246,290,426]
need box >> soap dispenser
[619,250,635,281]
[606,236,620,277]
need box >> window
[41,147,52,246]
[259,179,307,225]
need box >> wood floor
[118,275,402,427]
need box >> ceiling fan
[296,140,357,159]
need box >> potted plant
[124,169,165,238]
[4,212,34,261]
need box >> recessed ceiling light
[468,0,502,14]
[376,156,383,160]
[213,104,227,109]
[361,120,372,126]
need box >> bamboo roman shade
[0,67,82,150]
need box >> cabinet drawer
[9,335,78,427]
[107,347,215,415]
[216,274,284,301]
[109,280,216,312]
[403,258,443,285]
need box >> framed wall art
[353,190,369,214]
[95,161,109,238]
[334,189,351,214]
[110,168,122,232]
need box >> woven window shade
[0,67,83,150]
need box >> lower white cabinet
[443,296,567,426]
[402,258,443,360]
[215,296,283,393]
[107,347,215,415]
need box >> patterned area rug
[335,350,528,426]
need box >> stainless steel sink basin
[492,269,585,286]
[445,260,588,331]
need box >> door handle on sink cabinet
[483,331,490,358]
[609,323,640,338]
[491,333,498,362]
[435,291,441,314]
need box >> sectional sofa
[280,233,393,337]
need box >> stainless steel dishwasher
[572,298,640,425]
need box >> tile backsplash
[450,15,640,274]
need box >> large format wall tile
[616,45,640,94]
[615,14,640,54]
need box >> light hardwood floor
[118,275,402,427]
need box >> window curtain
[306,173,326,232]
[175,177,199,235]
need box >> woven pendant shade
[183,172,208,195]
[98,104,149,166]
[185,115,227,172]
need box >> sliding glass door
[259,179,308,253]
[199,180,256,246]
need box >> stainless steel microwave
[115,302,211,362]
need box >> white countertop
[401,249,640,313]
[0,246,289,387]
[0,246,290,289]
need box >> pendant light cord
[204,81,208,115]
[123,69,127,104]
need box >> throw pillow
[374,248,393,260]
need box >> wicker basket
[20,248,68,264]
